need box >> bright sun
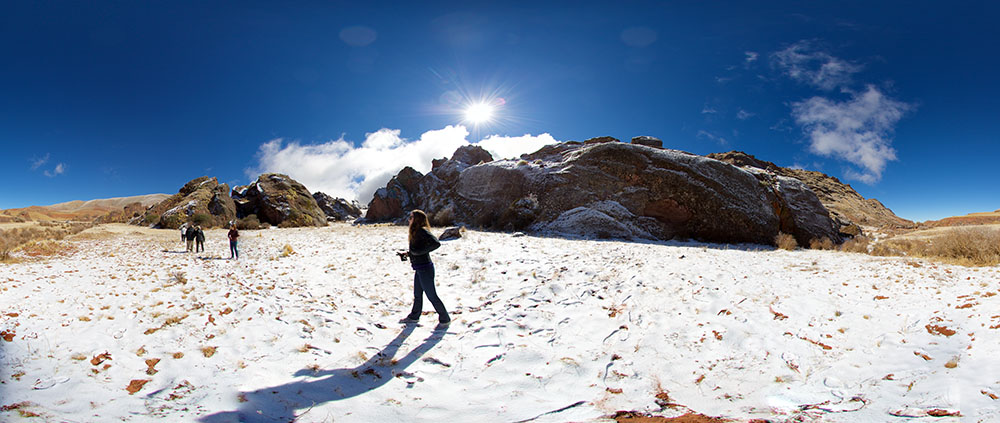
[464,103,494,124]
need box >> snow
[2,224,999,422]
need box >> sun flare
[464,103,495,124]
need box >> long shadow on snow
[479,230,777,253]
[199,324,444,422]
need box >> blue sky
[2,1,997,222]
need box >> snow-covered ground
[2,223,999,422]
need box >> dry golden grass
[774,232,797,250]
[0,223,92,261]
[839,236,870,254]
[872,227,1000,266]
[809,237,835,250]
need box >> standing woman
[227,224,240,259]
[399,210,451,327]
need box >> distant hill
[0,194,170,223]
[919,209,1000,228]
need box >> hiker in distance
[185,223,197,252]
[397,209,451,328]
[195,225,205,253]
[227,224,239,259]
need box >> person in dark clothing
[195,225,205,253]
[227,224,239,259]
[398,209,450,327]
[185,224,197,252]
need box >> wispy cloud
[745,51,759,64]
[248,125,558,204]
[701,105,717,114]
[30,153,50,170]
[771,40,862,91]
[44,163,65,177]
[792,85,911,183]
[697,130,728,146]
[736,109,754,120]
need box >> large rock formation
[707,151,915,232]
[138,177,236,229]
[232,174,327,227]
[313,192,362,221]
[95,202,147,224]
[365,142,842,246]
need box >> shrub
[774,232,797,250]
[280,244,295,257]
[143,214,160,226]
[839,236,870,254]
[191,213,212,227]
[809,237,835,250]
[237,215,263,230]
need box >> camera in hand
[396,251,409,261]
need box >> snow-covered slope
[1,224,998,422]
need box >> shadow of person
[199,324,445,422]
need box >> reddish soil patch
[612,411,733,423]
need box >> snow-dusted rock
[232,174,326,227]
[137,176,236,229]
[313,192,362,221]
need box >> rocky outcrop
[313,192,362,221]
[631,136,663,149]
[95,202,147,224]
[708,151,915,232]
[366,142,842,246]
[364,145,495,224]
[232,174,327,227]
[138,177,236,229]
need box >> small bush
[237,215,263,230]
[809,237,835,250]
[191,213,212,227]
[280,244,295,257]
[869,227,1000,266]
[839,236,870,254]
[143,214,160,226]
[774,232,797,250]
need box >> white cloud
[697,130,728,146]
[771,40,862,90]
[736,109,754,120]
[30,153,49,170]
[248,125,559,204]
[792,85,911,184]
[745,51,759,63]
[44,163,65,177]
[701,106,717,114]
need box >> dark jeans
[196,240,204,252]
[407,264,449,323]
[229,240,238,259]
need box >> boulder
[139,177,236,229]
[630,136,663,149]
[312,192,362,221]
[363,167,424,222]
[583,136,619,145]
[439,226,466,241]
[96,202,147,224]
[232,174,327,227]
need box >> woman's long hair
[409,209,430,243]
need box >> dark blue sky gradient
[2,1,998,221]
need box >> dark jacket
[228,228,239,242]
[408,227,440,267]
[185,227,197,241]
[195,228,205,242]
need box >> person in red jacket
[227,224,239,259]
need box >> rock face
[232,174,327,227]
[366,142,842,246]
[631,136,663,149]
[96,202,147,224]
[364,167,424,222]
[139,177,237,229]
[313,192,362,221]
[707,151,915,232]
